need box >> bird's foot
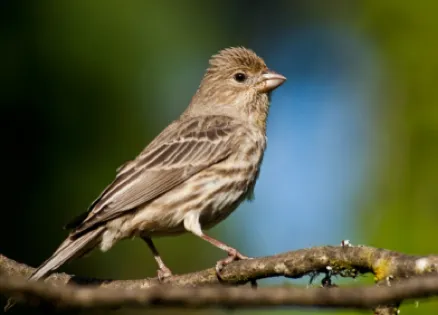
[215,248,251,276]
[157,265,173,282]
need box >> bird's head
[185,47,286,130]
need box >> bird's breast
[197,135,266,228]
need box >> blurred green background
[1,1,437,314]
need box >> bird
[15,46,286,289]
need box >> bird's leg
[183,215,251,279]
[142,237,173,281]
[199,233,251,274]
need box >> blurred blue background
[1,1,437,314]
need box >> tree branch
[2,272,438,311]
[1,245,438,312]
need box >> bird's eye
[234,72,247,82]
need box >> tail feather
[29,226,105,281]
[4,227,104,312]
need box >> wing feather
[70,115,240,235]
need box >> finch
[20,47,286,284]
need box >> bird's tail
[4,227,105,311]
[29,226,105,281]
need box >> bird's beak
[257,70,287,93]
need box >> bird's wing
[69,115,243,235]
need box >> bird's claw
[157,266,173,282]
[215,248,252,276]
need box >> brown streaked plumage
[7,47,286,306]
